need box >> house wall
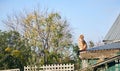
[81,59,98,68]
[81,60,88,68]
[88,59,98,65]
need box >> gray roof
[104,14,120,43]
[88,14,120,51]
[87,42,120,51]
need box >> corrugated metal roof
[87,42,120,51]
[104,14,120,43]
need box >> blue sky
[0,0,120,43]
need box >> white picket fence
[0,64,74,71]
[0,69,20,71]
[24,64,74,71]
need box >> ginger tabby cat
[78,35,87,55]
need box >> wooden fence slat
[24,64,74,71]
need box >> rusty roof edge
[92,55,120,68]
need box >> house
[80,14,120,71]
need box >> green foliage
[72,44,82,70]
[0,30,31,70]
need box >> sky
[0,0,120,43]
